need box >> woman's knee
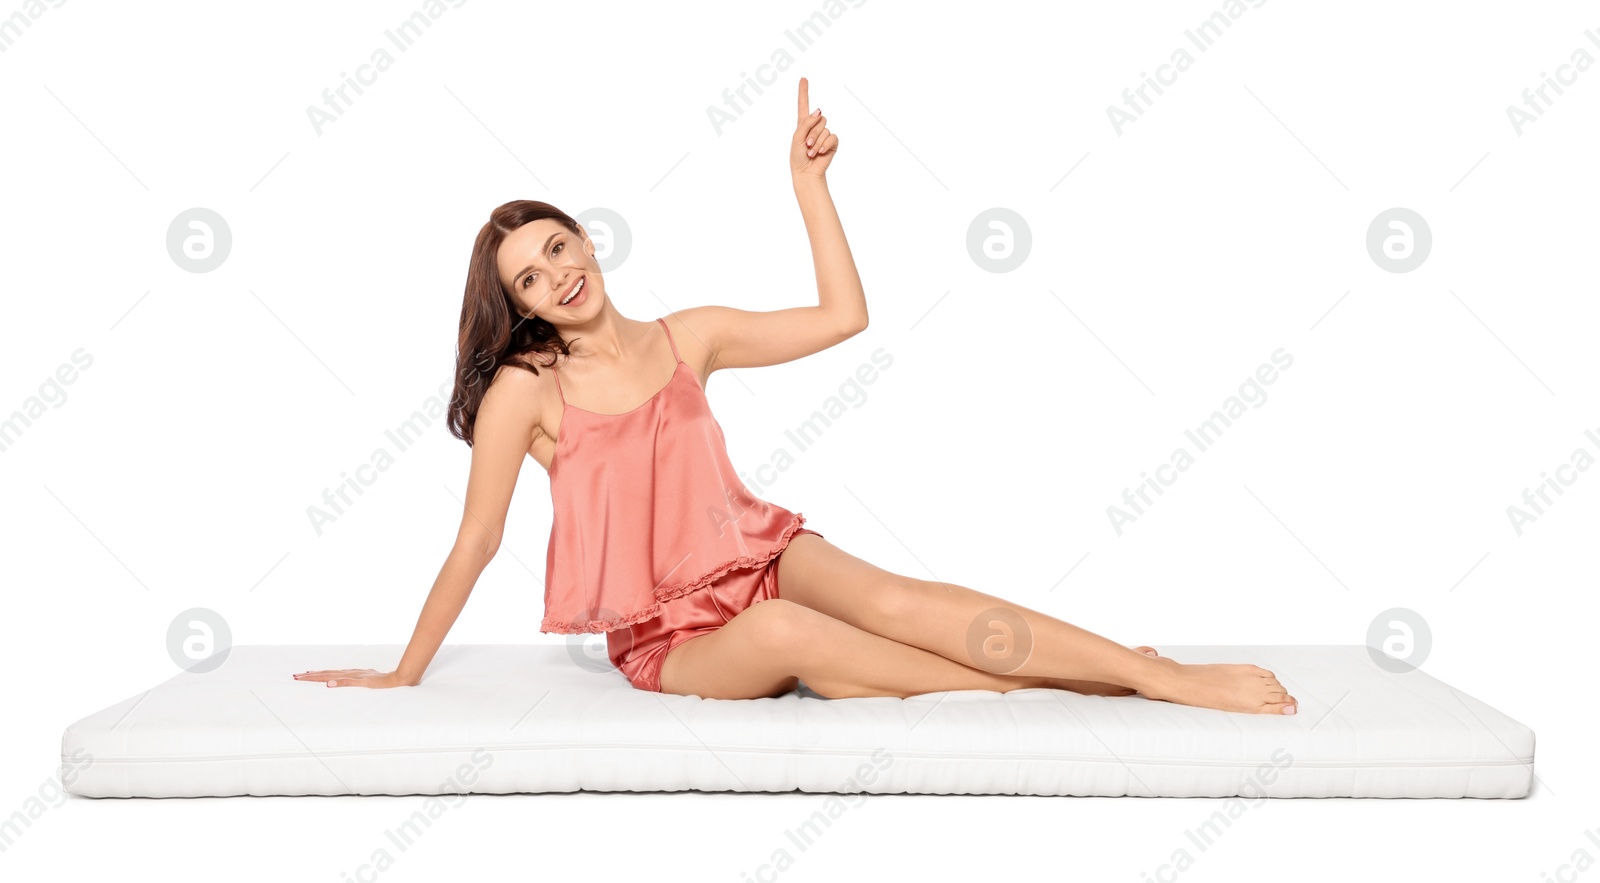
[737,598,830,659]
[863,573,935,626]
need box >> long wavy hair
[446,200,583,446]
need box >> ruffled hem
[539,512,809,635]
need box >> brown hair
[446,199,582,446]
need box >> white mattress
[61,644,1535,799]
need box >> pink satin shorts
[607,528,822,693]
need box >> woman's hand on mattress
[292,668,417,688]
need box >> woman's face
[497,218,601,323]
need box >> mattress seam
[62,748,1536,767]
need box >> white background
[2,0,1594,880]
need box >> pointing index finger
[797,77,809,122]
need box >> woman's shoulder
[474,358,561,450]
[485,354,559,398]
[658,307,722,365]
[479,355,559,418]
[661,305,722,328]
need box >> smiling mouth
[559,277,586,306]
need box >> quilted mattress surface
[61,643,1535,799]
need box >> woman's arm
[392,366,537,683]
[685,77,863,372]
[296,365,538,688]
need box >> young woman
[295,79,1297,716]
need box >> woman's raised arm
[679,77,865,373]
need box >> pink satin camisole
[539,316,809,634]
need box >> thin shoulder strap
[656,317,683,365]
[550,360,566,405]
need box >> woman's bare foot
[1050,646,1175,697]
[1138,662,1298,715]
[1045,648,1297,715]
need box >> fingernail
[1284,706,1296,715]
[326,680,334,687]
[806,138,813,146]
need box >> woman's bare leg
[773,534,1297,715]
[659,598,1066,700]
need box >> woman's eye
[520,241,566,289]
